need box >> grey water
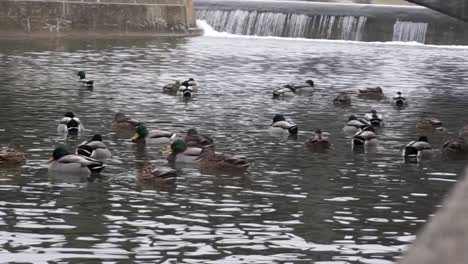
[1,35,468,263]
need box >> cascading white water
[392,21,428,43]
[197,9,368,41]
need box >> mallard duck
[181,78,197,87]
[178,85,194,98]
[163,80,181,93]
[352,125,377,147]
[112,113,141,130]
[333,92,351,106]
[76,134,112,162]
[343,115,369,134]
[131,124,176,144]
[0,146,26,163]
[393,91,407,107]
[443,136,468,155]
[269,114,298,135]
[272,80,314,98]
[358,86,384,99]
[77,71,94,87]
[166,140,202,163]
[416,116,443,131]
[138,162,177,184]
[198,145,250,172]
[364,110,384,127]
[48,147,104,175]
[184,128,214,148]
[57,112,84,134]
[403,136,432,159]
[305,129,331,149]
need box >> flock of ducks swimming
[1,72,468,185]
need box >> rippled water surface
[1,35,468,263]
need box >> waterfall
[197,9,368,41]
[392,21,428,43]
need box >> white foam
[196,19,468,50]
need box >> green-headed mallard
[352,125,377,147]
[0,147,26,164]
[305,129,331,150]
[131,124,176,144]
[364,110,384,127]
[112,113,141,130]
[403,136,432,160]
[77,71,94,87]
[77,134,112,162]
[184,128,214,148]
[48,147,104,175]
[333,92,351,106]
[393,91,407,107]
[57,112,84,134]
[198,145,250,172]
[181,78,197,87]
[358,86,384,99]
[166,140,202,163]
[138,162,177,184]
[273,80,314,98]
[269,114,298,135]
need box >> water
[1,30,468,263]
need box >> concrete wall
[0,0,199,36]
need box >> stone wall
[0,0,199,36]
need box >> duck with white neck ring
[77,71,94,87]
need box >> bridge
[406,0,468,22]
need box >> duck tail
[404,146,419,157]
[288,125,298,135]
[353,136,366,146]
[395,99,404,107]
[370,119,381,127]
[77,145,93,157]
[87,80,94,86]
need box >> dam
[195,0,468,45]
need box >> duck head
[91,134,103,142]
[132,124,149,141]
[187,128,199,136]
[348,115,358,121]
[418,136,429,142]
[170,140,188,154]
[65,112,75,118]
[49,147,70,162]
[272,114,286,123]
[305,80,315,86]
[77,71,86,79]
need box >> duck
[333,92,351,106]
[163,80,181,93]
[305,129,331,150]
[416,116,443,131]
[358,86,384,99]
[352,125,377,147]
[442,136,468,155]
[138,162,177,184]
[198,145,251,172]
[131,124,176,144]
[181,78,197,87]
[403,136,432,160]
[178,85,194,98]
[364,110,384,127]
[48,147,104,175]
[166,140,202,163]
[269,114,298,135]
[57,112,84,134]
[273,80,315,98]
[76,134,112,162]
[77,71,94,87]
[0,146,26,164]
[184,128,214,148]
[393,91,407,107]
[111,112,141,130]
[343,115,369,134]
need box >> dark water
[0,35,468,263]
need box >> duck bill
[162,146,172,155]
[131,133,139,141]
[47,157,54,163]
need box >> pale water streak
[0,35,467,263]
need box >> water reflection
[0,36,467,263]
